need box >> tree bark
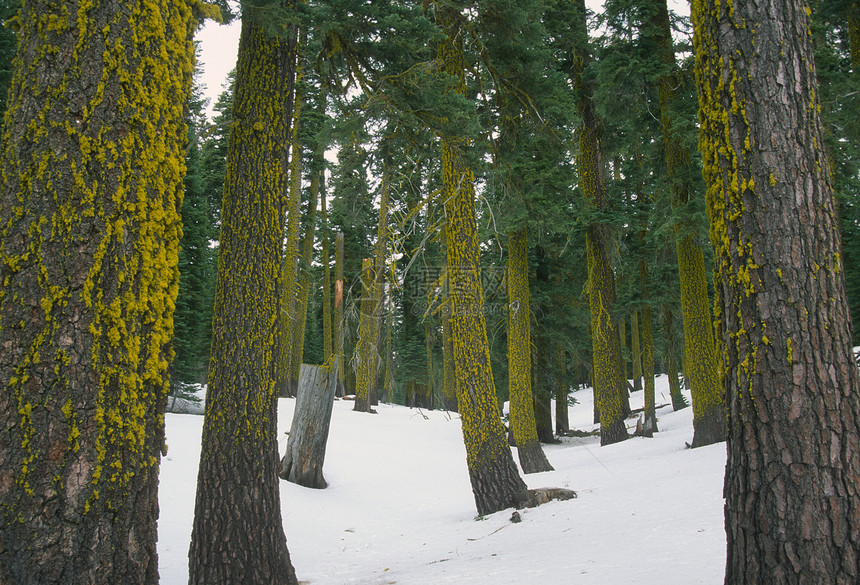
[279,358,338,488]
[288,166,319,388]
[630,310,643,392]
[640,304,658,436]
[507,229,553,473]
[436,4,527,515]
[277,49,304,399]
[334,232,346,397]
[321,177,333,362]
[0,3,199,583]
[354,258,375,412]
[555,346,571,434]
[650,0,727,447]
[188,11,299,585]
[571,0,628,447]
[663,307,689,411]
[693,0,860,580]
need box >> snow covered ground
[158,376,727,584]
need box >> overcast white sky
[193,0,685,116]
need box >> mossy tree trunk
[441,240,458,412]
[369,164,391,406]
[554,345,571,434]
[639,265,658,437]
[618,315,628,386]
[507,228,553,473]
[572,0,628,446]
[693,0,860,580]
[630,310,643,391]
[288,165,319,386]
[188,10,299,585]
[277,54,304,398]
[436,5,527,515]
[354,258,374,412]
[650,0,726,447]
[0,2,200,582]
[334,232,346,397]
[321,187,333,361]
[662,307,688,411]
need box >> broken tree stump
[278,357,338,488]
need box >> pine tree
[173,53,217,387]
[0,0,19,116]
[570,0,629,446]
[434,3,528,515]
[647,0,726,447]
[693,0,860,579]
[0,2,203,582]
[188,5,299,583]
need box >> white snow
[158,375,727,584]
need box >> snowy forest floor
[158,376,726,584]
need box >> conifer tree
[570,0,628,446]
[647,0,726,447]
[173,55,218,386]
[434,3,528,514]
[693,0,860,579]
[0,2,204,582]
[188,4,299,583]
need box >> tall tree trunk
[555,345,571,434]
[188,9,299,585]
[368,165,391,407]
[321,176,333,362]
[288,168,319,386]
[849,2,859,67]
[0,2,199,582]
[507,228,553,473]
[693,0,860,581]
[572,0,628,446]
[651,0,726,447]
[334,232,346,397]
[630,310,643,391]
[354,258,374,412]
[436,5,527,515]
[618,315,628,386]
[277,56,304,398]
[640,304,657,437]
[663,307,688,411]
[442,245,459,412]
[384,288,394,403]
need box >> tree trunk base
[517,440,554,474]
[600,417,628,446]
[469,453,529,516]
[691,409,727,448]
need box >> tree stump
[278,357,338,488]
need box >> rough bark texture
[0,2,198,583]
[640,305,658,436]
[354,258,374,412]
[437,5,527,515]
[630,310,643,391]
[693,0,860,581]
[334,232,346,397]
[321,179,333,362]
[663,307,689,411]
[650,0,727,448]
[618,316,628,385]
[188,12,298,585]
[287,168,318,388]
[571,0,628,447]
[507,228,553,473]
[277,54,304,399]
[279,358,338,488]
